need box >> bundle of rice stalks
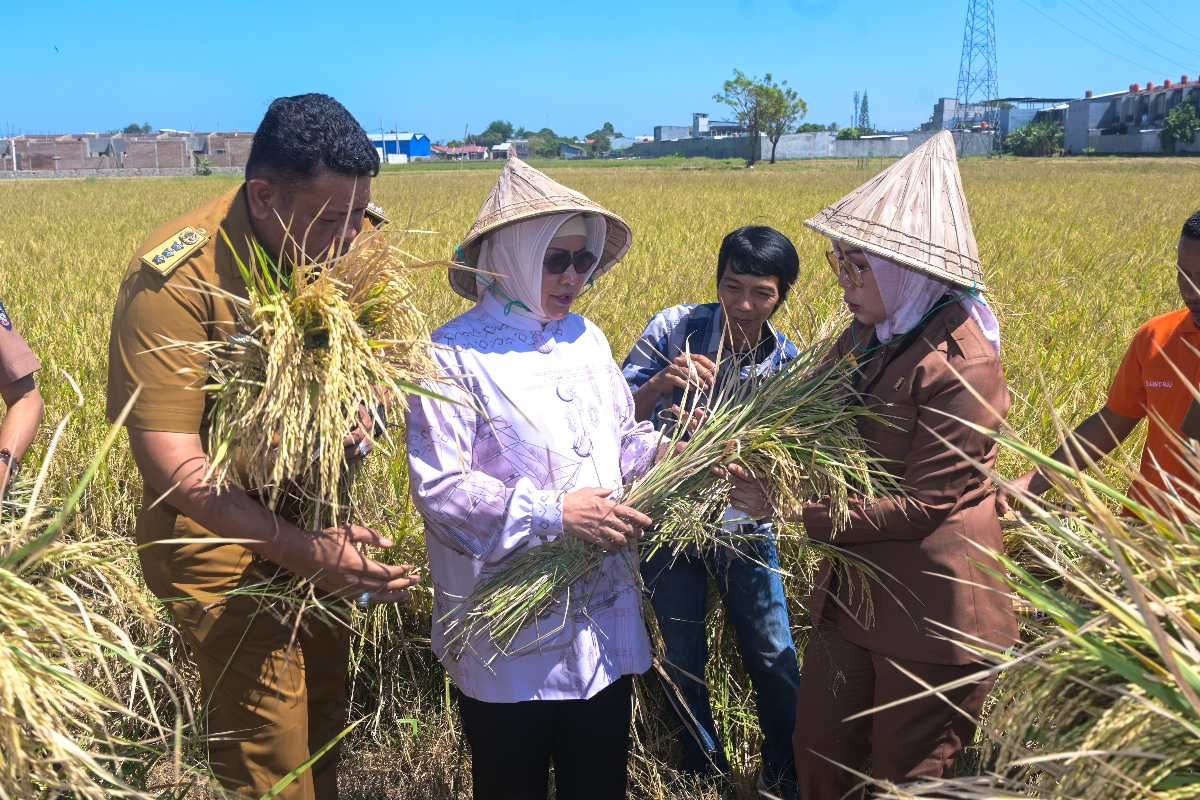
[194,230,434,530]
[447,338,900,657]
[871,424,1200,799]
[0,393,186,799]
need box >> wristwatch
[0,448,19,484]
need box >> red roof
[432,144,488,155]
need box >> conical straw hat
[449,156,633,300]
[804,131,984,290]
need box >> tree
[586,123,625,157]
[858,91,872,133]
[469,120,514,148]
[796,122,829,133]
[121,122,152,135]
[715,69,808,166]
[1162,103,1200,154]
[714,70,762,166]
[758,76,808,164]
[836,127,863,140]
[1005,121,1063,157]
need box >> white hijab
[837,242,1001,352]
[478,212,608,323]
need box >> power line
[1131,0,1178,29]
[1092,0,1198,67]
[1057,0,1195,73]
[1011,0,1173,77]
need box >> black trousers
[458,675,635,800]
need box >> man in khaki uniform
[0,299,45,497]
[106,94,419,800]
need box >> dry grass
[1,156,1199,797]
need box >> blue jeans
[641,529,800,791]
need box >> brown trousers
[158,547,350,800]
[792,625,994,799]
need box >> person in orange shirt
[1001,210,1200,514]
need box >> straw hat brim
[804,213,986,292]
[449,204,633,302]
[803,131,986,292]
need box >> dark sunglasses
[543,247,597,275]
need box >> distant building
[2,130,253,172]
[491,139,531,159]
[1064,77,1200,155]
[560,142,587,159]
[927,98,993,131]
[432,144,489,161]
[654,125,691,142]
[369,132,431,164]
[191,132,253,168]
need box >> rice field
[0,155,1198,798]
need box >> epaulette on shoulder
[140,226,210,278]
[365,202,390,227]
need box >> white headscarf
[838,242,1001,353]
[478,212,607,323]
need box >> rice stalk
[864,422,1200,799]
[0,391,188,799]
[183,228,435,531]
[447,335,900,657]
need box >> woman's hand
[562,487,652,551]
[715,463,774,520]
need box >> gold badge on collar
[141,226,210,276]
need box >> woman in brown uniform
[730,132,1017,796]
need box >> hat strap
[484,278,532,316]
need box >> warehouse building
[1064,76,1200,155]
[369,132,431,164]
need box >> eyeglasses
[544,247,597,275]
[825,249,871,288]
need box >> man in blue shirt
[622,226,801,798]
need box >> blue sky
[4,0,1197,140]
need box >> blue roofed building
[370,132,432,164]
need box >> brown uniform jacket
[106,185,256,605]
[801,301,1018,666]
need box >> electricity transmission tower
[953,0,998,131]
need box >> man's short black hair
[246,93,379,181]
[1183,210,1200,242]
[716,225,800,302]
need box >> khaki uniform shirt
[106,185,256,604]
[0,300,42,385]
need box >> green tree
[1161,103,1200,154]
[1005,121,1063,157]
[715,69,808,166]
[858,91,872,133]
[714,69,762,165]
[469,120,514,148]
[121,122,152,135]
[759,76,808,164]
[836,127,863,140]
[585,123,624,157]
[796,122,829,133]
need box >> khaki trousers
[144,534,350,800]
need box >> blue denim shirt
[621,303,798,538]
[621,303,799,432]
